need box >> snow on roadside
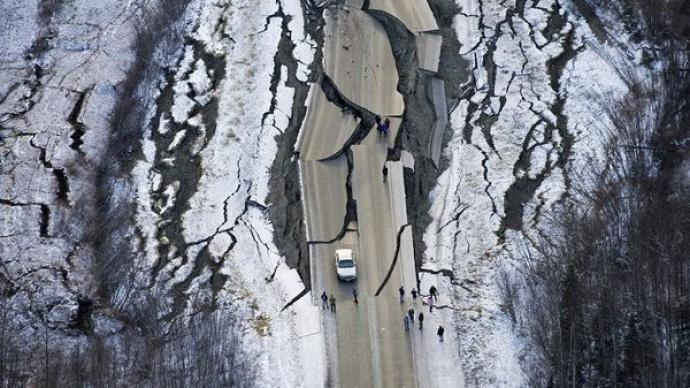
[184,1,324,385]
[413,272,466,388]
[282,0,316,82]
[132,0,324,386]
[422,0,631,386]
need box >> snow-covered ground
[1,0,140,333]
[2,0,650,385]
[132,0,324,386]
[423,0,631,386]
[2,0,323,385]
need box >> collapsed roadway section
[296,1,445,386]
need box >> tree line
[0,296,257,387]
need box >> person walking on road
[411,288,418,302]
[399,286,405,303]
[329,295,337,313]
[321,291,328,310]
[427,295,434,312]
[352,287,358,304]
[437,325,445,342]
[430,285,438,301]
[382,165,388,182]
[408,308,415,323]
[403,315,410,332]
[418,312,424,329]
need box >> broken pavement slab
[369,0,439,33]
[299,156,349,243]
[386,159,416,293]
[351,136,415,298]
[296,84,360,161]
[416,33,443,72]
[323,7,404,116]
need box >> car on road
[335,249,357,281]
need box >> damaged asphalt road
[282,1,469,386]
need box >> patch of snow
[171,85,195,123]
[190,58,211,96]
[159,181,180,214]
[423,0,633,386]
[283,0,316,82]
[167,129,187,151]
[130,0,325,385]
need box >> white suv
[335,249,357,281]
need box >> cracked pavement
[299,1,451,386]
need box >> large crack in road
[268,0,322,285]
[272,1,471,386]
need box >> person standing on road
[321,291,328,310]
[407,308,415,323]
[382,118,390,137]
[382,165,388,182]
[430,285,438,301]
[427,295,434,312]
[329,295,337,313]
[403,315,410,332]
[375,116,391,137]
[437,325,445,342]
[352,287,358,304]
[411,288,418,302]
[418,312,424,329]
[399,286,405,303]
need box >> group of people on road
[322,284,446,341]
[318,113,449,341]
[399,285,438,305]
[400,285,444,341]
[377,116,391,183]
[403,307,424,331]
[321,291,337,313]
[321,287,359,313]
